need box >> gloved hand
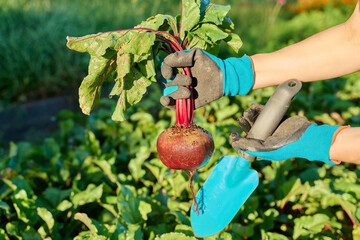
[160,48,255,110]
[230,104,347,165]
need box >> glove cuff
[201,51,255,96]
[329,125,351,164]
[222,56,255,96]
[302,124,342,165]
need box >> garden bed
[0,94,79,144]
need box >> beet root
[156,125,214,170]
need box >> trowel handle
[240,79,302,161]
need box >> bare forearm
[330,127,360,164]
[251,2,360,89]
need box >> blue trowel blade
[190,155,259,237]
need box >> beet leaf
[66,0,243,121]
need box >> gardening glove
[230,103,348,165]
[160,48,255,110]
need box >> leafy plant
[2,1,360,240]
[66,0,244,219]
[1,93,360,239]
[0,0,178,105]
[66,0,242,122]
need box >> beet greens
[66,0,242,123]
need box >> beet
[157,125,214,170]
[157,124,214,215]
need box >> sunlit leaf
[139,201,152,221]
[155,232,197,240]
[293,214,330,239]
[200,2,231,25]
[12,190,37,225]
[37,207,54,232]
[192,23,228,45]
[224,33,243,54]
[79,53,117,115]
[179,0,201,39]
[75,213,98,233]
[56,200,73,212]
[71,184,103,206]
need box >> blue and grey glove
[230,104,344,165]
[160,48,255,110]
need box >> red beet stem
[141,26,192,127]
[176,66,193,127]
[181,170,200,215]
[189,170,199,215]
[155,33,194,127]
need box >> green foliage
[1,0,360,240]
[66,0,242,121]
[0,0,179,105]
[1,80,360,239]
[1,0,355,106]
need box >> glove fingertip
[160,96,176,111]
[249,103,264,111]
[168,87,191,100]
[229,132,241,143]
[160,96,171,107]
[164,50,195,68]
[161,63,173,80]
[231,137,256,152]
[237,117,251,133]
[230,132,251,151]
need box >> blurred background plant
[0,0,357,105]
[1,0,360,239]
[0,0,179,105]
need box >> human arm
[160,2,360,116]
[230,104,360,165]
[251,1,360,89]
[248,3,360,164]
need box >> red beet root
[157,125,214,170]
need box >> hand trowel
[191,79,302,237]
